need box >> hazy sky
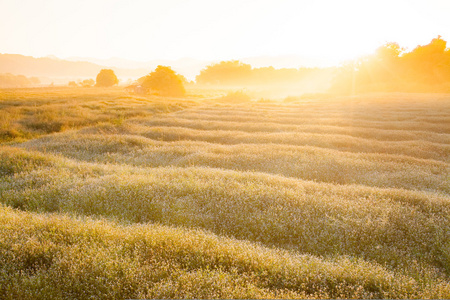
[1,0,449,66]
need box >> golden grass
[1,147,449,274]
[0,88,449,299]
[3,205,449,299]
[0,87,197,143]
[17,130,449,194]
[132,115,450,144]
[111,124,449,161]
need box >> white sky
[1,0,450,66]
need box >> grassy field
[0,87,449,299]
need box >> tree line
[331,36,450,93]
[195,60,328,86]
[194,37,450,93]
[5,36,444,94]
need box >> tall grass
[3,205,449,299]
[0,87,196,143]
[1,89,449,298]
[134,115,450,144]
[1,147,449,276]
[18,130,449,194]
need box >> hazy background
[1,0,449,66]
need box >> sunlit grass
[1,204,450,299]
[0,88,449,299]
[17,130,449,194]
[1,147,449,275]
[0,87,197,143]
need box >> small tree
[95,69,119,87]
[141,65,185,96]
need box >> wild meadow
[0,87,449,299]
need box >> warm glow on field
[1,1,450,298]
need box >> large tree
[95,69,119,87]
[141,66,185,96]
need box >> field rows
[135,116,450,144]
[17,96,450,196]
[18,130,449,194]
[1,90,450,299]
[1,146,449,272]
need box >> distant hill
[0,53,150,84]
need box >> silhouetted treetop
[196,61,252,84]
[331,36,450,93]
[141,65,185,97]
